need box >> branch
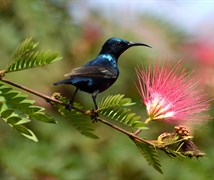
[0,78,85,114]
[0,78,152,145]
[97,117,152,145]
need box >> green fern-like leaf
[13,124,38,142]
[131,138,163,174]
[0,82,56,141]
[98,94,135,109]
[98,94,147,130]
[5,37,62,73]
[57,104,98,139]
[51,93,98,139]
[11,37,38,60]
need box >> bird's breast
[87,54,118,69]
[100,54,117,68]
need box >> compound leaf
[5,37,62,73]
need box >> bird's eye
[116,41,122,47]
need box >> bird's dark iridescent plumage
[54,37,151,109]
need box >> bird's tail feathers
[53,79,71,85]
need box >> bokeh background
[0,0,214,179]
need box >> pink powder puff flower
[136,61,210,125]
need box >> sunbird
[54,37,151,109]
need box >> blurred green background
[1,0,214,179]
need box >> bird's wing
[64,66,118,79]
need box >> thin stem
[134,129,142,135]
[134,117,151,135]
[145,117,152,124]
[0,77,152,145]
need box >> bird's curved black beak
[128,42,152,48]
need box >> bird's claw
[90,109,99,122]
[66,103,73,110]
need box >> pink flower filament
[136,62,210,125]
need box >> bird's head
[99,37,151,58]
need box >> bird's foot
[90,109,99,122]
[46,99,51,104]
[46,99,55,107]
[66,103,73,111]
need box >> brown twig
[0,77,152,145]
[97,118,152,145]
[0,78,85,114]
